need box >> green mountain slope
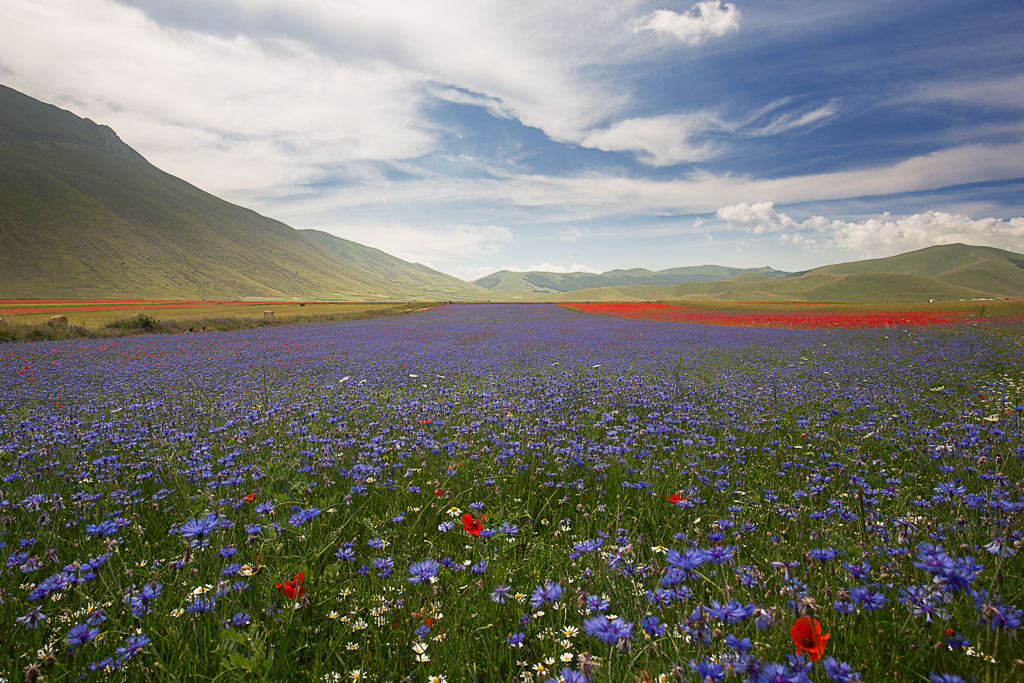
[0,85,484,300]
[555,244,1024,302]
[810,244,1024,297]
[474,264,787,292]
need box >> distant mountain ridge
[550,244,1024,302]
[0,85,485,300]
[475,265,789,293]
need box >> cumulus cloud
[639,1,741,46]
[717,201,1024,255]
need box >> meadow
[0,301,430,341]
[1,303,1022,683]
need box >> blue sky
[3,0,1023,279]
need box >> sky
[3,0,1024,280]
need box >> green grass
[0,302,431,341]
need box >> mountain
[809,244,1024,297]
[0,85,483,300]
[554,244,1024,302]
[474,265,788,293]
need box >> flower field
[1,303,1022,682]
[564,303,981,329]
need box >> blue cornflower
[367,537,387,549]
[849,587,887,610]
[186,596,216,614]
[254,501,274,515]
[584,594,610,612]
[690,658,726,681]
[809,547,842,562]
[552,668,588,683]
[706,599,756,623]
[471,560,488,574]
[640,616,666,636]
[85,520,120,536]
[335,546,355,561]
[373,556,394,577]
[666,547,707,570]
[222,562,242,575]
[178,513,222,545]
[288,507,321,527]
[490,584,510,604]
[582,615,634,644]
[15,606,46,629]
[574,538,604,554]
[757,662,800,682]
[231,612,250,627]
[705,545,737,564]
[529,581,563,608]
[974,592,1023,631]
[116,633,151,659]
[244,523,262,535]
[725,633,753,652]
[408,559,441,584]
[506,631,526,647]
[822,656,861,682]
[914,543,954,575]
[497,522,519,535]
[944,556,983,591]
[929,675,966,683]
[65,623,100,648]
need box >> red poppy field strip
[565,302,975,328]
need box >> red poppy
[668,493,686,505]
[789,616,829,660]
[275,570,305,599]
[243,492,256,502]
[462,512,484,536]
[434,488,446,496]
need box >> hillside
[474,264,788,293]
[554,245,1024,302]
[810,244,1024,297]
[0,85,484,300]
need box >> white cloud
[742,100,840,136]
[557,227,586,242]
[1,0,435,196]
[582,113,720,165]
[273,140,1024,223]
[907,73,1024,110]
[316,223,512,272]
[525,263,597,273]
[639,1,741,46]
[717,201,1024,255]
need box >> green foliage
[104,313,161,332]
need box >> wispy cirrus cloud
[271,140,1024,222]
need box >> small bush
[105,313,161,332]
